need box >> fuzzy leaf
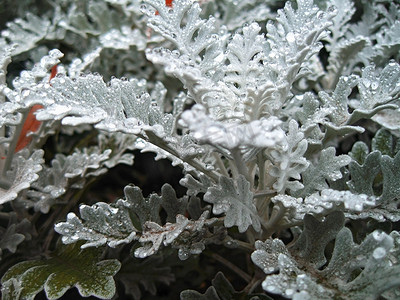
[379,151,400,203]
[1,242,121,300]
[143,0,218,64]
[0,150,44,205]
[319,75,358,126]
[179,104,285,151]
[290,211,345,268]
[25,147,111,213]
[268,120,309,193]
[1,13,51,56]
[117,255,175,300]
[263,0,336,114]
[171,211,219,260]
[125,185,162,228]
[135,212,217,259]
[350,61,400,118]
[135,214,190,258]
[30,73,172,135]
[55,188,139,248]
[348,141,369,165]
[325,37,369,88]
[294,147,351,197]
[254,217,400,299]
[371,129,393,156]
[212,0,273,32]
[347,150,400,221]
[347,151,381,196]
[0,215,32,256]
[251,238,290,275]
[324,0,355,51]
[180,286,220,300]
[181,271,273,300]
[159,183,188,223]
[224,22,265,99]
[23,132,136,213]
[204,175,260,233]
[179,173,212,197]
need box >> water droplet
[178,249,190,260]
[286,32,296,44]
[263,284,279,293]
[372,230,385,241]
[373,247,387,260]
[285,288,295,296]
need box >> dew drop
[371,82,379,90]
[372,230,385,241]
[286,32,296,44]
[285,288,295,296]
[263,284,279,293]
[178,249,190,260]
[373,247,387,260]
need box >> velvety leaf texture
[204,175,260,233]
[55,188,139,248]
[1,242,120,299]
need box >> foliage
[1,0,400,299]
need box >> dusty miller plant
[1,0,400,299]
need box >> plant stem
[231,147,250,182]
[210,252,252,283]
[213,152,229,177]
[256,151,266,191]
[142,130,220,181]
[263,202,286,237]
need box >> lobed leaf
[1,242,121,299]
[204,175,260,233]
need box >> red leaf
[14,65,57,153]
[155,0,173,15]
[14,105,44,153]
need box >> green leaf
[349,141,369,165]
[1,242,121,299]
[204,175,260,233]
[1,278,22,300]
[372,128,393,156]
